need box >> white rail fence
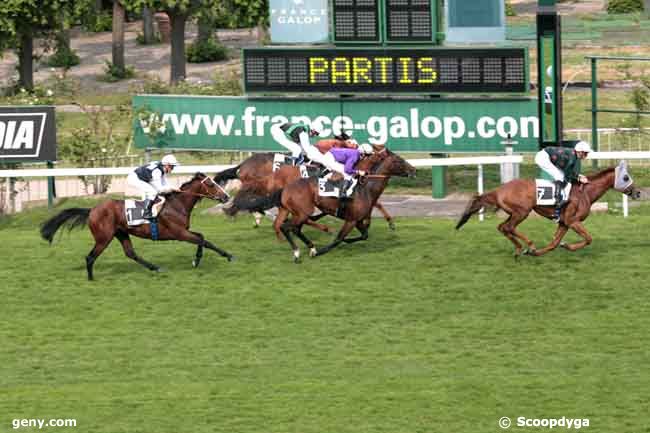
[0,152,645,217]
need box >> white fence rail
[0,152,645,217]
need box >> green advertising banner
[133,95,539,153]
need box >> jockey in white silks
[126,154,180,219]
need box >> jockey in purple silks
[326,143,374,197]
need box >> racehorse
[214,138,397,232]
[40,173,233,280]
[231,147,416,262]
[455,161,641,257]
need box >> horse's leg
[115,231,160,272]
[274,207,290,241]
[189,230,234,263]
[85,237,112,281]
[343,219,371,244]
[503,208,536,254]
[292,224,318,258]
[530,224,570,256]
[314,220,357,257]
[304,218,331,233]
[560,222,593,252]
[280,220,302,263]
[374,202,395,231]
[497,215,523,256]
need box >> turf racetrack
[2,199,650,433]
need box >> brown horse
[455,162,641,257]
[231,148,416,262]
[40,173,233,280]
[214,138,397,231]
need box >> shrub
[505,1,516,17]
[45,46,80,69]
[607,0,644,14]
[83,11,113,32]
[186,38,228,63]
[136,32,161,45]
[101,61,135,82]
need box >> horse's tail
[214,164,240,184]
[455,191,498,230]
[40,208,91,243]
[224,189,283,217]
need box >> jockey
[127,154,180,219]
[270,121,320,165]
[327,143,374,197]
[534,141,592,222]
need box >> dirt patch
[0,21,259,93]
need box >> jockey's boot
[143,199,155,220]
[553,180,566,223]
[294,154,305,166]
[339,178,354,199]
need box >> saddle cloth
[318,173,358,198]
[272,153,294,172]
[535,179,572,206]
[125,199,151,226]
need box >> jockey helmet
[162,154,180,166]
[574,141,592,153]
[358,143,374,154]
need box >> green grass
[2,199,650,432]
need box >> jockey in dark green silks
[270,122,320,165]
[534,141,592,222]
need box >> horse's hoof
[192,260,198,268]
[227,255,235,262]
[155,267,165,273]
[389,222,396,231]
[309,247,317,258]
[293,250,301,263]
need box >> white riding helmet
[574,141,592,153]
[161,154,179,166]
[358,143,374,154]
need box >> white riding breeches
[535,151,565,182]
[127,172,158,200]
[321,152,349,179]
[271,124,302,158]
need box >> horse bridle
[179,176,229,201]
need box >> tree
[112,0,126,74]
[0,0,73,90]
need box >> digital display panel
[332,0,381,42]
[243,48,528,94]
[386,0,433,41]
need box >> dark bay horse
[232,148,416,262]
[455,162,641,257]
[40,173,233,280]
[214,138,397,231]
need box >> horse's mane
[162,172,205,197]
[586,167,615,181]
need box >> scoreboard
[332,0,436,43]
[243,47,529,94]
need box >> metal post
[430,153,447,199]
[478,164,484,221]
[623,194,629,218]
[591,57,599,169]
[4,177,10,214]
[47,160,55,209]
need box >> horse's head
[614,161,641,199]
[183,173,230,203]
[368,145,416,178]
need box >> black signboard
[0,106,56,162]
[243,47,529,94]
